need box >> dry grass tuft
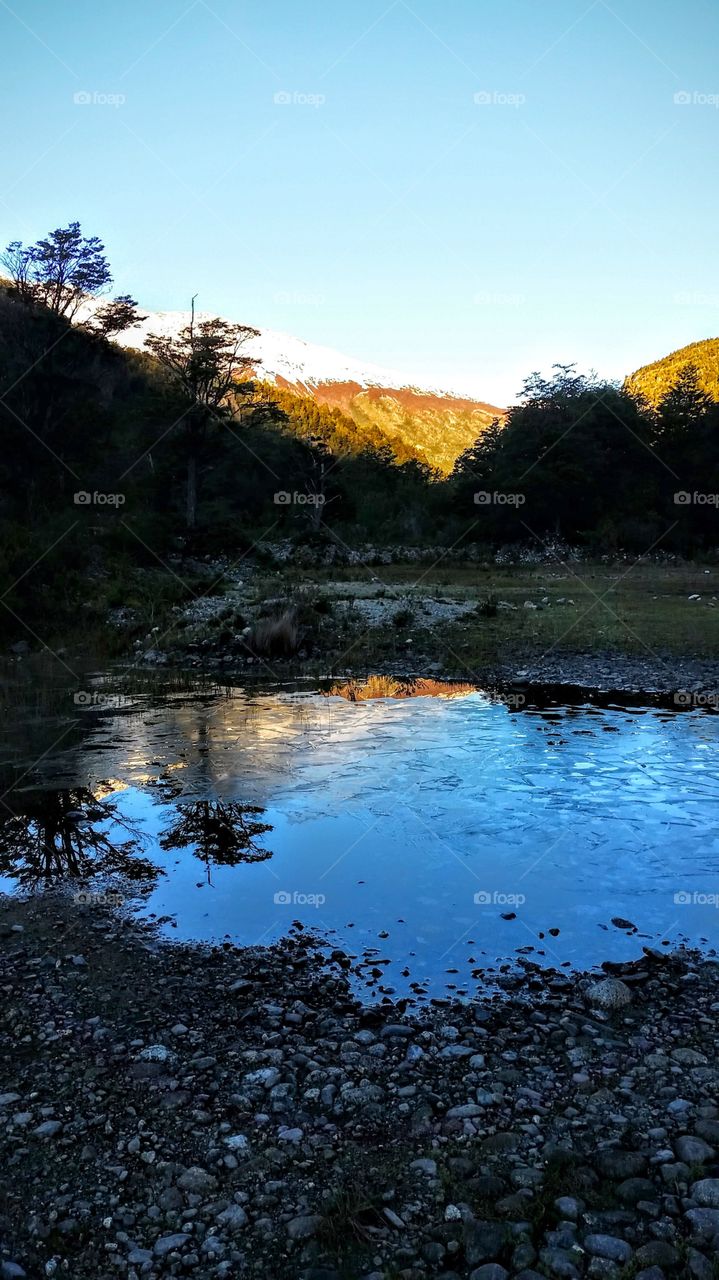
[247,609,300,657]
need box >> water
[0,674,717,1001]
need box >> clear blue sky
[1,0,718,404]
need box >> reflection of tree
[0,787,160,889]
[159,800,273,883]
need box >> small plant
[246,608,299,657]
[392,606,414,628]
[476,593,498,617]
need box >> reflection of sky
[3,689,719,1001]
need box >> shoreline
[3,894,719,1279]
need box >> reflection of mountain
[0,787,159,889]
[328,676,477,702]
[159,800,273,884]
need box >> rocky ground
[2,896,719,1280]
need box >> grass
[284,560,719,669]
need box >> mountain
[625,337,719,407]
[79,302,503,472]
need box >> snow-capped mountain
[78,300,504,470]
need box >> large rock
[585,978,632,1011]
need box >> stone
[215,1204,248,1231]
[177,1166,218,1195]
[676,1135,715,1164]
[469,1267,509,1280]
[287,1214,322,1240]
[586,979,632,1011]
[685,1208,719,1241]
[596,1149,646,1179]
[691,1179,719,1208]
[635,1241,679,1268]
[33,1120,62,1139]
[464,1220,506,1265]
[153,1234,190,1257]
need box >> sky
[1,0,718,405]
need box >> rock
[0,1094,21,1107]
[555,1196,583,1219]
[676,1135,715,1163]
[480,1131,520,1153]
[137,1044,175,1064]
[469,1267,509,1280]
[635,1241,680,1268]
[685,1207,719,1241]
[223,1133,250,1154]
[464,1220,506,1265]
[586,978,632,1011]
[126,1248,152,1265]
[287,1214,322,1241]
[584,1235,632,1263]
[215,1204,248,1231]
[672,1047,708,1066]
[177,1166,218,1195]
[1,1264,27,1279]
[596,1149,646,1179]
[410,1157,437,1176]
[617,1177,657,1204]
[33,1121,62,1139]
[611,917,637,930]
[538,1246,581,1277]
[154,1234,190,1257]
[691,1179,719,1208]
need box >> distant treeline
[0,221,718,641]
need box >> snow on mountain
[77,300,475,400]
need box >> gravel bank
[2,896,719,1280]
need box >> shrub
[247,608,299,656]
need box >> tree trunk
[186,453,197,530]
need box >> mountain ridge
[76,300,504,471]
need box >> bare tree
[146,300,260,529]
